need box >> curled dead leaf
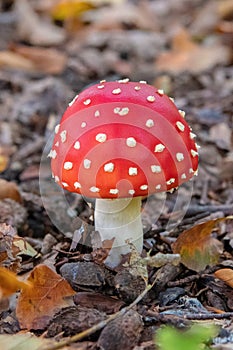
[14,0,65,46]
[215,268,233,288]
[0,179,21,203]
[172,217,233,272]
[0,223,37,272]
[156,28,231,74]
[10,44,67,75]
[0,51,34,71]
[0,146,10,173]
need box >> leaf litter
[0,0,232,349]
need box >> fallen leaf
[16,264,76,330]
[10,45,67,75]
[209,122,232,151]
[0,333,52,350]
[0,224,18,265]
[51,0,95,20]
[156,28,231,74]
[0,228,37,270]
[220,152,233,182]
[215,268,233,288]
[14,0,65,46]
[82,2,156,31]
[172,217,233,272]
[13,237,38,258]
[0,155,8,173]
[0,51,34,71]
[0,179,21,203]
[0,146,11,173]
[0,267,31,298]
[91,231,114,264]
[217,0,233,19]
[51,0,125,20]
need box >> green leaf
[14,238,37,257]
[155,324,218,350]
[0,334,51,350]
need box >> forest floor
[0,0,232,349]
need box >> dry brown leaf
[0,223,37,271]
[0,224,18,266]
[0,179,21,203]
[0,146,11,173]
[209,122,232,151]
[16,264,76,330]
[220,152,233,182]
[172,217,233,272]
[217,0,233,19]
[0,51,35,71]
[14,0,65,46]
[11,45,67,75]
[215,268,233,288]
[82,2,156,31]
[0,155,8,173]
[156,28,231,74]
[91,231,114,264]
[0,267,31,298]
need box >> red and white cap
[50,80,198,198]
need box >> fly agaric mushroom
[50,80,198,267]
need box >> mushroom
[50,80,198,268]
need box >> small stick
[184,312,233,320]
[167,274,200,286]
[185,204,233,217]
[146,310,233,323]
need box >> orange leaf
[0,179,22,203]
[155,28,231,74]
[16,264,76,330]
[0,146,15,173]
[0,155,9,173]
[172,218,232,272]
[215,269,233,288]
[0,51,35,71]
[0,267,31,298]
[10,45,67,75]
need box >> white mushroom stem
[94,196,143,268]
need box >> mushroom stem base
[94,197,143,268]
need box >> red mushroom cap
[50,80,198,198]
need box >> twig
[40,280,156,350]
[184,312,233,320]
[145,311,233,324]
[185,204,233,217]
[167,274,200,286]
